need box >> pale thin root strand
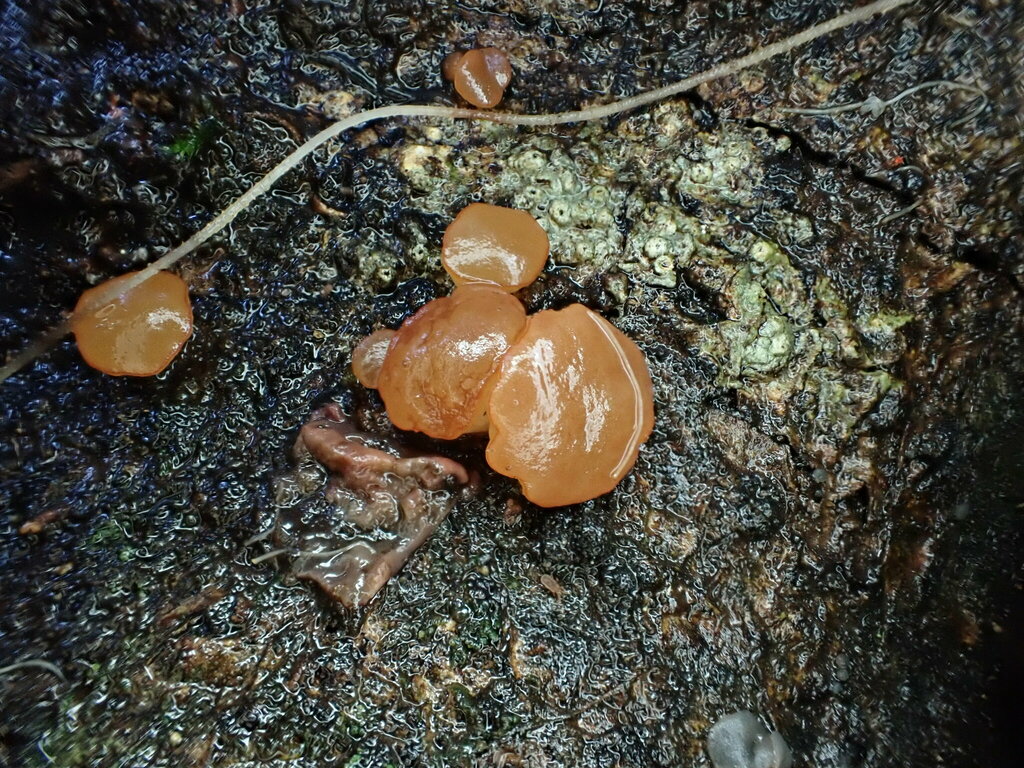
[0,0,913,384]
[878,198,924,225]
[294,543,368,561]
[0,659,67,681]
[782,79,988,120]
[250,541,381,566]
[0,321,72,384]
[242,527,276,547]
[250,548,291,565]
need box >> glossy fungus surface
[282,405,470,608]
[443,47,512,108]
[351,328,396,389]
[378,283,527,439]
[441,203,550,291]
[70,270,193,377]
[486,304,654,507]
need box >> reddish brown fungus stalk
[0,0,913,384]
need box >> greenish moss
[83,517,127,549]
[704,260,803,382]
[166,118,220,159]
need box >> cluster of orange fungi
[66,48,656,507]
[352,201,655,508]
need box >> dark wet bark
[1,2,1022,766]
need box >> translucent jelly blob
[377,283,527,440]
[441,203,550,292]
[486,304,654,507]
[442,47,512,109]
[71,270,193,377]
[351,328,396,389]
[287,404,470,608]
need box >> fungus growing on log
[442,47,513,108]
[277,404,470,608]
[375,283,527,440]
[441,202,550,291]
[70,270,192,377]
[1,0,914,385]
[351,328,395,389]
[486,304,655,507]
[352,204,655,508]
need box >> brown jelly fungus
[376,284,528,440]
[443,47,513,109]
[486,304,655,507]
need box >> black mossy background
[1,2,1022,767]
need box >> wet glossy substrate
[1,1,1022,766]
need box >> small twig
[241,528,275,547]
[0,659,67,682]
[878,198,923,225]
[27,120,121,150]
[782,79,988,120]
[250,548,291,565]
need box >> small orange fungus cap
[444,47,512,109]
[351,328,396,389]
[377,284,527,440]
[71,270,193,377]
[442,203,549,292]
[486,304,654,507]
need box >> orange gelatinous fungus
[70,270,193,377]
[486,304,655,507]
[351,328,396,389]
[441,51,464,84]
[441,203,549,292]
[377,283,527,440]
[443,47,513,109]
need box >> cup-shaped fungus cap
[486,304,654,507]
[443,47,513,109]
[71,270,193,377]
[377,283,527,440]
[441,203,549,292]
[351,328,396,389]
